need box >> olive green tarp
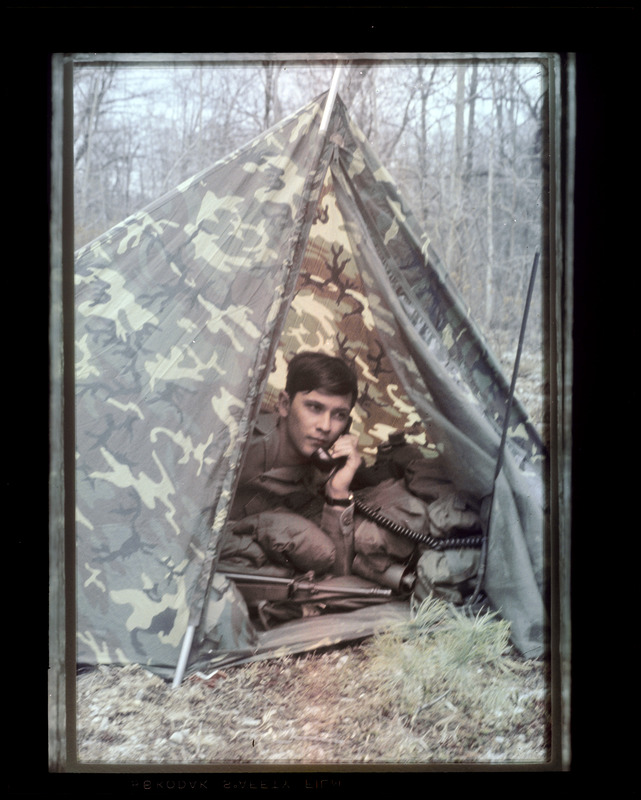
[75,92,547,680]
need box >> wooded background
[72,55,547,422]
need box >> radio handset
[310,448,348,472]
[310,417,352,473]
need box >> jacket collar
[254,412,328,492]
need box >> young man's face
[278,389,352,464]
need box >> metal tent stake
[172,624,196,689]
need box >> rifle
[221,570,399,629]
[220,570,395,602]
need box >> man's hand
[325,433,362,500]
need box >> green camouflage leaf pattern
[261,172,437,463]
[75,96,330,669]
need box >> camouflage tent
[75,91,547,681]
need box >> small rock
[237,716,261,727]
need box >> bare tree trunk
[485,78,496,329]
[381,65,429,167]
[418,78,428,227]
[197,67,204,162]
[464,61,478,183]
[342,64,373,109]
[79,83,100,225]
[263,62,282,129]
[445,64,467,281]
[453,63,466,193]
[77,68,115,229]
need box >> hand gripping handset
[310,448,348,472]
[310,417,352,473]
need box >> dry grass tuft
[362,597,544,755]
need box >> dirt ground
[74,639,551,769]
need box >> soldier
[220,351,423,589]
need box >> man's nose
[317,412,332,432]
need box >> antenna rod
[492,249,540,483]
[468,249,540,607]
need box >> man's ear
[277,391,291,419]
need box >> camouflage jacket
[228,413,355,570]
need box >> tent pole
[172,623,196,689]
[320,65,343,133]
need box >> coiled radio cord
[353,498,484,551]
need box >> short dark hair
[285,351,358,408]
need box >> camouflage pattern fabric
[75,91,547,676]
[261,170,435,462]
[75,95,333,672]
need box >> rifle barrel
[220,571,393,598]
